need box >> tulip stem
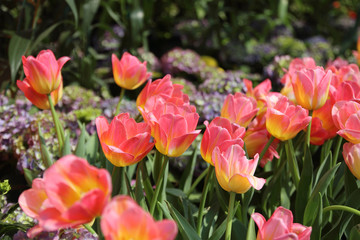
[47,94,65,155]
[83,223,98,237]
[115,87,126,116]
[258,136,275,164]
[150,154,169,216]
[305,110,313,149]
[196,165,214,235]
[225,192,236,240]
[285,139,300,188]
[323,205,360,217]
[332,136,343,167]
[186,167,209,196]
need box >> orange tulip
[332,100,360,143]
[200,117,245,165]
[266,95,311,141]
[212,144,266,194]
[291,67,332,110]
[112,52,151,90]
[18,155,112,237]
[343,142,360,180]
[101,195,178,240]
[20,49,70,95]
[17,79,63,110]
[96,113,154,167]
[221,92,258,128]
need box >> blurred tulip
[17,79,63,110]
[101,195,177,240]
[136,74,189,110]
[20,49,70,95]
[252,207,312,240]
[112,52,151,90]
[332,100,360,143]
[96,113,154,167]
[266,96,311,141]
[221,92,258,128]
[343,142,360,180]
[141,100,200,157]
[244,78,272,110]
[200,117,245,165]
[212,144,266,194]
[291,67,332,110]
[353,36,360,66]
[18,155,112,237]
[328,64,360,88]
[335,80,360,102]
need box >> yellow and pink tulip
[343,142,360,180]
[112,52,151,90]
[101,196,177,240]
[96,113,154,167]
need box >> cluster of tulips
[15,46,360,239]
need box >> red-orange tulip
[200,117,245,165]
[112,52,151,90]
[96,113,154,167]
[101,196,178,240]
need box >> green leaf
[101,1,122,26]
[165,201,201,240]
[208,217,228,240]
[28,22,62,53]
[61,132,72,156]
[8,34,31,83]
[303,192,321,226]
[166,188,187,198]
[310,193,323,239]
[246,209,256,240]
[180,144,198,192]
[65,0,78,28]
[23,168,38,186]
[82,0,100,35]
[295,146,313,222]
[309,163,340,201]
[134,164,147,209]
[202,197,220,239]
[38,123,53,168]
[349,224,360,240]
[74,123,86,158]
[85,133,98,165]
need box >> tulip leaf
[164,201,201,240]
[23,168,39,187]
[180,143,198,193]
[311,193,323,239]
[303,192,321,226]
[135,164,147,210]
[61,132,71,156]
[8,34,31,83]
[28,22,63,54]
[140,160,154,201]
[208,202,239,240]
[38,123,53,168]
[166,188,187,198]
[202,198,219,239]
[349,224,360,240]
[309,163,340,201]
[314,151,332,185]
[295,145,313,222]
[65,0,78,28]
[246,209,257,240]
[85,133,99,165]
[75,123,86,158]
[345,166,358,197]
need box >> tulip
[266,95,311,141]
[212,144,266,194]
[352,36,360,66]
[200,117,245,165]
[335,80,360,102]
[112,52,151,90]
[291,67,332,110]
[332,100,360,144]
[18,155,112,237]
[101,196,177,240]
[17,79,63,110]
[328,64,360,88]
[96,113,154,167]
[252,207,312,240]
[136,74,189,110]
[343,142,360,180]
[243,78,272,108]
[20,49,70,95]
[142,100,200,157]
[221,92,258,128]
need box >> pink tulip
[20,49,70,95]
[244,78,272,104]
[332,100,360,143]
[17,79,63,110]
[96,113,154,167]
[343,142,360,180]
[252,207,312,240]
[136,74,189,110]
[140,99,200,157]
[291,67,332,110]
[112,52,151,90]
[266,95,311,141]
[335,80,360,102]
[200,117,245,165]
[18,155,112,237]
[212,144,266,194]
[221,92,258,128]
[101,195,177,240]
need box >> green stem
[111,166,124,196]
[186,167,209,196]
[115,88,126,116]
[323,205,360,217]
[225,192,236,240]
[47,94,64,155]
[285,139,300,188]
[134,113,143,122]
[196,165,214,235]
[150,155,169,215]
[332,135,343,167]
[83,223,98,237]
[259,136,275,163]
[305,110,313,149]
